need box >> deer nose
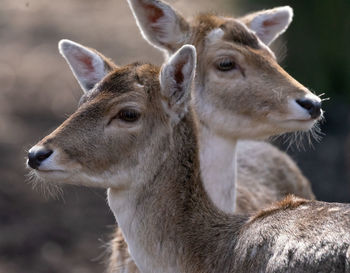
[27,147,53,169]
[296,98,321,119]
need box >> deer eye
[216,59,237,71]
[108,109,141,125]
[117,109,140,122]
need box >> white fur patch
[287,99,313,120]
[199,126,238,213]
[328,207,341,212]
[206,28,225,45]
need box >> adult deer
[110,1,323,271]
[28,45,349,273]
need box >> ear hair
[127,0,190,54]
[58,39,115,92]
[160,45,196,121]
[240,6,293,45]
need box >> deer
[107,1,323,271]
[27,44,350,273]
[125,0,322,213]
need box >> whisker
[25,169,64,200]
[270,118,324,152]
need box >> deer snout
[27,146,53,170]
[296,98,322,119]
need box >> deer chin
[30,167,72,183]
[32,170,79,188]
[280,119,317,132]
[32,168,114,189]
[266,113,317,132]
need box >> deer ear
[240,6,293,45]
[160,45,196,121]
[127,0,190,54]
[58,39,115,93]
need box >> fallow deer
[110,1,323,271]
[27,45,350,273]
[126,0,322,213]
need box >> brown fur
[108,6,319,272]
[190,15,309,129]
[108,229,139,273]
[37,62,166,187]
[108,140,314,272]
[32,58,350,273]
[235,140,314,214]
[250,194,309,221]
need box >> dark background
[0,0,349,272]
[240,0,350,203]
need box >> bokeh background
[0,0,349,272]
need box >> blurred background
[0,0,349,272]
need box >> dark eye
[108,109,141,125]
[117,109,141,122]
[217,59,237,71]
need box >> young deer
[28,45,349,273]
[110,2,322,271]
[126,0,322,212]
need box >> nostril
[296,98,322,119]
[27,148,53,169]
[296,99,313,110]
[36,149,53,162]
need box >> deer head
[127,0,322,139]
[27,40,196,189]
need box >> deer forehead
[79,63,161,108]
[221,19,276,58]
[191,14,256,44]
[191,14,275,60]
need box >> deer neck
[107,114,247,273]
[199,125,238,214]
